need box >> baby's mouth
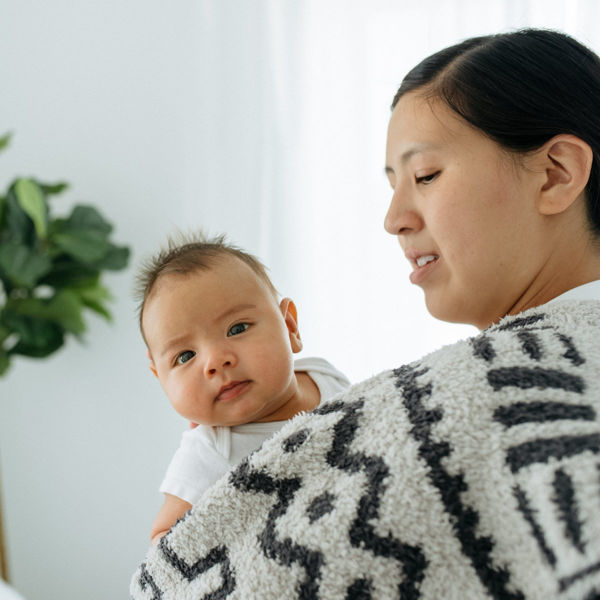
[216,380,251,402]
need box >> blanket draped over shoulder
[130,300,600,600]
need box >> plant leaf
[53,230,110,263]
[46,290,86,334]
[40,181,69,196]
[92,243,130,270]
[0,243,52,288]
[2,310,64,358]
[71,277,113,320]
[15,178,48,239]
[8,290,86,335]
[80,299,112,320]
[0,132,11,153]
[67,205,112,235]
[0,350,9,376]
[72,277,111,302]
[38,258,98,288]
[50,205,119,264]
[2,189,35,245]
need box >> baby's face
[143,257,302,426]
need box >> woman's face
[384,91,546,329]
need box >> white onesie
[159,356,350,505]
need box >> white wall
[1,1,599,598]
[0,3,197,598]
[0,2,256,598]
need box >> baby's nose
[206,359,232,376]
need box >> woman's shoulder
[426,298,600,363]
[338,299,600,409]
[489,298,600,332]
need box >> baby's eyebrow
[216,303,257,322]
[157,334,190,359]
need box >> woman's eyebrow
[386,143,440,174]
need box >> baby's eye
[416,171,439,184]
[176,350,195,365]
[228,323,250,337]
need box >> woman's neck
[506,234,600,320]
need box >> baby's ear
[280,298,303,353]
[147,348,159,378]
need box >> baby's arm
[150,493,192,545]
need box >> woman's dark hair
[393,28,600,235]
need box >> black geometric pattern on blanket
[474,313,600,597]
[230,398,428,599]
[136,397,429,599]
[315,399,428,597]
[393,311,600,599]
[138,563,162,600]
[393,363,524,599]
[160,539,235,597]
[138,542,235,600]
[131,303,600,599]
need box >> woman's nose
[384,188,423,236]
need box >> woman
[131,30,600,599]
[384,29,600,329]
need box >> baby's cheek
[265,358,294,387]
[170,384,197,418]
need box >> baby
[136,234,350,544]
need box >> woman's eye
[416,171,439,184]
[228,323,249,337]
[176,350,195,365]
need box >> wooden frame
[0,479,8,582]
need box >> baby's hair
[135,232,278,343]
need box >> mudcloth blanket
[130,300,600,599]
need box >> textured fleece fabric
[131,300,600,600]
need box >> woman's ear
[535,134,593,216]
[280,298,303,353]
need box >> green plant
[0,132,130,375]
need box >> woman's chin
[424,295,455,323]
[425,296,479,328]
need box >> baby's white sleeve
[159,427,230,505]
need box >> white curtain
[183,0,600,382]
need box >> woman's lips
[409,255,439,284]
[216,380,251,402]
